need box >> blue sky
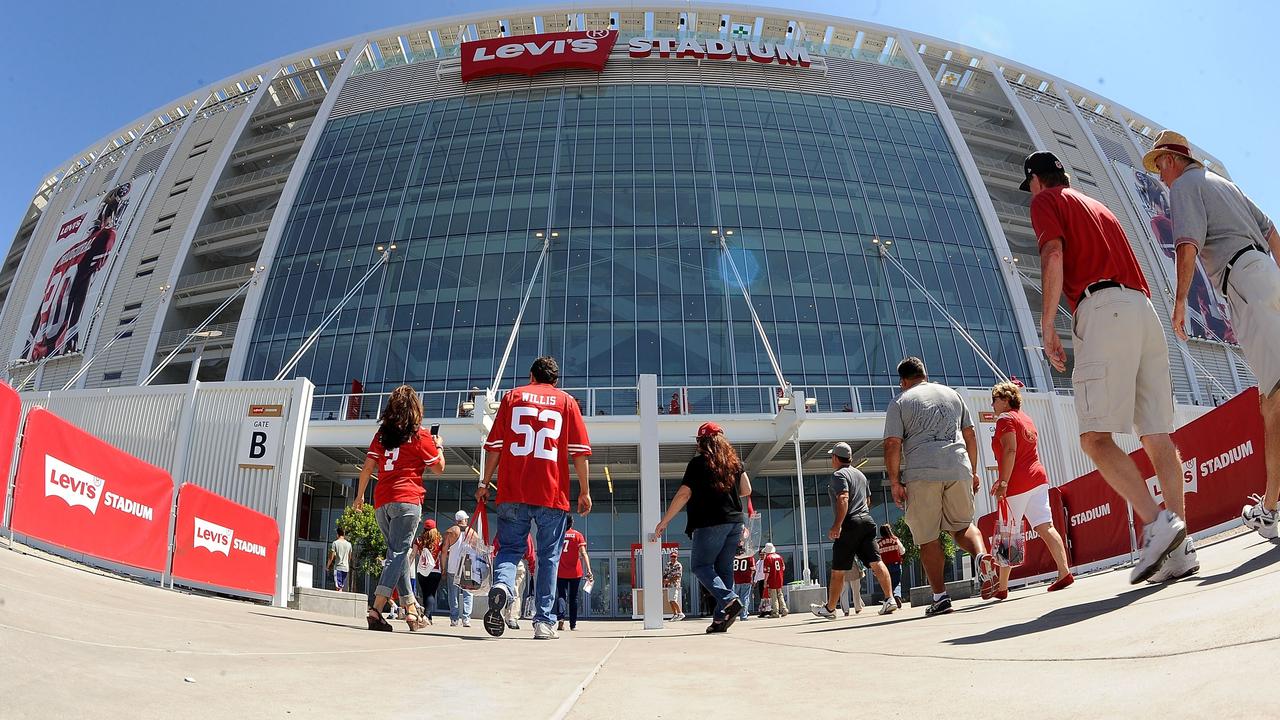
[1,1,1275,255]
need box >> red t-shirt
[764,553,786,589]
[732,555,754,585]
[877,536,903,564]
[366,429,442,508]
[558,529,587,579]
[992,409,1050,496]
[483,383,592,511]
[1030,186,1150,312]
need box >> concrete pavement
[1,529,1277,719]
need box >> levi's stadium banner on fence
[0,382,20,525]
[461,30,618,82]
[1055,388,1263,567]
[13,173,153,362]
[976,486,1070,581]
[10,408,173,572]
[1113,160,1235,344]
[172,484,280,597]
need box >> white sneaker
[809,603,836,619]
[533,621,560,639]
[878,598,897,616]
[1130,510,1187,584]
[671,612,685,622]
[449,619,459,627]
[461,618,471,628]
[1147,538,1200,583]
[1242,495,1279,539]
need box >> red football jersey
[558,528,588,579]
[732,555,754,585]
[366,428,442,508]
[993,409,1050,496]
[764,552,786,589]
[484,383,591,511]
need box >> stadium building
[1,5,1254,615]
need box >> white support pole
[791,426,811,584]
[638,374,664,629]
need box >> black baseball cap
[1020,151,1065,192]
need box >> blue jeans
[374,502,421,601]
[448,574,473,621]
[888,563,902,599]
[733,582,752,618]
[690,522,743,620]
[494,502,567,625]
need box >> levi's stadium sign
[460,30,814,83]
[461,30,618,82]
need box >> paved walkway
[1,529,1277,719]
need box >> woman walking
[412,519,444,624]
[989,381,1073,599]
[354,385,445,631]
[876,524,906,607]
[655,422,752,633]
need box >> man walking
[1147,131,1280,541]
[762,543,788,617]
[441,510,477,626]
[663,549,685,621]
[327,527,352,592]
[731,543,754,622]
[884,357,997,616]
[478,356,592,639]
[812,442,899,619]
[1024,149,1193,582]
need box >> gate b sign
[238,404,283,469]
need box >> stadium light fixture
[776,396,791,408]
[460,400,476,414]
[536,232,544,238]
[804,397,817,409]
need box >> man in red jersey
[1024,150,1192,584]
[477,356,591,639]
[762,543,788,618]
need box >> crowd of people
[342,136,1278,637]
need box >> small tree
[336,505,386,590]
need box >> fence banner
[976,486,1070,580]
[10,408,173,572]
[0,382,22,526]
[1130,387,1264,538]
[1058,468,1134,567]
[172,483,279,597]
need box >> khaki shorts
[905,479,974,543]
[1225,253,1280,395]
[1072,288,1175,436]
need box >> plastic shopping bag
[457,501,493,592]
[990,498,1025,568]
[742,497,762,556]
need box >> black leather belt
[1221,244,1267,296]
[1077,280,1126,307]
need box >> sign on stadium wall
[628,37,812,67]
[12,173,153,363]
[461,30,618,82]
[172,483,279,597]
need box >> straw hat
[1142,130,1198,173]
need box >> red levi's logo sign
[461,30,618,82]
[10,408,173,572]
[172,484,279,597]
[57,213,86,241]
[0,383,19,526]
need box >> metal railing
[234,124,310,156]
[175,264,257,292]
[213,164,291,195]
[156,322,239,350]
[193,208,275,242]
[989,198,1032,218]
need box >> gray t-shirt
[883,382,974,483]
[1170,166,1275,289]
[830,466,871,521]
[330,537,352,571]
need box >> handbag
[457,501,493,592]
[990,498,1026,568]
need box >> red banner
[461,30,618,82]
[1058,468,1134,566]
[977,486,1070,580]
[172,484,279,597]
[10,408,173,572]
[0,383,21,525]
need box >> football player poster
[15,174,152,362]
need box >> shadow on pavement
[1195,543,1280,587]
[943,584,1163,645]
[248,611,490,640]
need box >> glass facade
[244,84,1030,405]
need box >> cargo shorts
[904,479,975,544]
[1071,287,1175,437]
[1224,252,1280,395]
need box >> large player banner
[14,173,153,362]
[172,484,279,597]
[10,408,173,572]
[1113,160,1235,343]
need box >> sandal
[405,608,428,632]
[366,608,393,632]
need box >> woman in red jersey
[355,386,445,631]
[989,381,1072,599]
